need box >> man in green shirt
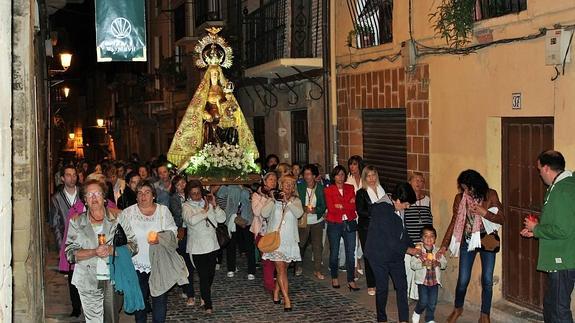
[522,150,575,322]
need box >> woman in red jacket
[324,165,360,290]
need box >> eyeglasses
[85,191,103,198]
[137,190,153,196]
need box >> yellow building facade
[335,0,575,313]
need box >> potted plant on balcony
[348,23,375,48]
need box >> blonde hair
[361,165,381,190]
[279,174,297,196]
[408,171,425,182]
[276,163,292,178]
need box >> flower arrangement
[184,143,260,180]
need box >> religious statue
[167,27,259,170]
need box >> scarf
[449,193,483,257]
[367,185,386,203]
[109,245,145,313]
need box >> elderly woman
[65,179,137,323]
[355,165,386,296]
[251,171,279,293]
[122,180,177,323]
[261,174,303,311]
[182,180,226,314]
[440,170,503,323]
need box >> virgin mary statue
[167,28,258,169]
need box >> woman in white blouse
[121,180,177,323]
[182,180,226,314]
[261,175,304,311]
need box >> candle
[98,233,106,245]
[148,231,158,243]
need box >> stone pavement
[44,250,544,323]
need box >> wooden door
[502,117,553,311]
[291,110,309,164]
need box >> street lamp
[62,86,70,98]
[60,53,72,70]
[96,118,105,127]
[68,132,75,140]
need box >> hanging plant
[429,0,476,48]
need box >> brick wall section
[336,64,430,186]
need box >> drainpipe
[327,0,338,168]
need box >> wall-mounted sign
[95,0,147,62]
[512,92,522,110]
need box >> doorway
[291,110,309,164]
[502,117,553,311]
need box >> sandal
[186,298,195,306]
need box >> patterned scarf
[449,193,483,257]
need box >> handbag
[480,231,500,253]
[344,219,358,232]
[257,202,288,253]
[234,215,248,229]
[206,217,231,248]
[297,212,308,229]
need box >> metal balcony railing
[347,0,393,49]
[475,0,527,21]
[244,0,323,68]
[195,0,222,28]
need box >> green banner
[95,0,147,62]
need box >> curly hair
[457,169,489,200]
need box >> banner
[95,0,147,62]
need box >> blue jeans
[135,271,168,323]
[415,284,439,322]
[544,269,575,323]
[326,222,356,282]
[454,241,496,314]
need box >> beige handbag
[257,203,287,253]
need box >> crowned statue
[168,27,259,180]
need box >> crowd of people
[48,150,575,323]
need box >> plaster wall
[334,0,575,309]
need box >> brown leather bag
[257,204,287,253]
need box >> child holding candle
[410,225,447,323]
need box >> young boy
[410,225,447,323]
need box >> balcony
[243,0,324,78]
[194,0,225,33]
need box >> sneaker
[367,288,376,296]
[215,264,220,271]
[411,311,420,323]
[426,321,436,323]
[227,271,235,278]
[247,274,255,280]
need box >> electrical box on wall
[545,29,573,65]
[401,39,417,70]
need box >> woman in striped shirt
[403,172,433,301]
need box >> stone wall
[336,64,430,184]
[0,0,12,321]
[12,0,45,320]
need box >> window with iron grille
[475,0,526,21]
[346,0,393,49]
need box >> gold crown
[195,27,233,69]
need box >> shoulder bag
[206,216,231,248]
[257,202,287,253]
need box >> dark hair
[60,164,77,176]
[185,179,203,199]
[114,162,125,169]
[348,155,364,172]
[302,164,319,177]
[392,182,417,204]
[420,225,437,238]
[105,164,117,178]
[136,180,157,198]
[538,150,565,172]
[170,175,186,194]
[81,179,108,203]
[330,165,348,184]
[125,170,140,183]
[457,169,489,200]
[265,154,279,167]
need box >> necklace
[306,185,316,211]
[89,211,104,223]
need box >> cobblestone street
[45,250,544,323]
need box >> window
[174,3,186,41]
[475,0,526,21]
[346,0,393,49]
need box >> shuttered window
[362,109,406,193]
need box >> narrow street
[45,251,543,323]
